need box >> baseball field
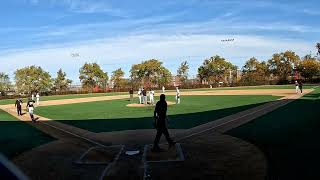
[0,85,318,180]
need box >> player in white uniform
[31,93,35,101]
[36,93,40,105]
[175,87,180,104]
[138,88,142,104]
[295,80,299,93]
[162,86,165,93]
[149,89,155,105]
[27,99,36,122]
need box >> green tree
[177,61,189,85]
[0,73,11,95]
[14,66,52,94]
[53,69,73,92]
[79,63,108,91]
[241,57,269,85]
[268,51,300,82]
[298,56,320,80]
[130,59,172,88]
[111,68,126,89]
[197,55,237,84]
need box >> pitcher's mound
[127,101,175,107]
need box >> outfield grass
[0,109,55,159]
[226,87,320,180]
[36,95,280,132]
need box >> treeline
[0,47,320,96]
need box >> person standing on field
[15,98,23,116]
[162,86,165,93]
[138,88,142,104]
[31,93,35,101]
[142,88,147,105]
[175,87,180,104]
[295,80,299,93]
[27,98,36,122]
[298,80,303,94]
[153,94,176,152]
[36,93,40,106]
[149,89,155,105]
[129,88,134,102]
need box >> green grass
[0,109,55,159]
[0,109,17,120]
[36,95,281,132]
[226,87,320,180]
[0,85,315,105]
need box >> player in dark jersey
[153,94,176,152]
[15,98,23,116]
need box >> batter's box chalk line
[142,143,185,180]
[74,145,124,165]
[142,143,185,164]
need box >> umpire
[153,94,176,152]
[15,98,23,116]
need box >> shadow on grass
[0,120,55,159]
[226,93,320,180]
[55,101,270,133]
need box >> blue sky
[0,0,319,83]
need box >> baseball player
[31,93,35,101]
[295,80,299,93]
[298,80,303,94]
[138,88,142,104]
[27,98,36,122]
[149,89,155,105]
[162,86,165,93]
[15,98,23,116]
[129,88,134,102]
[142,88,147,105]
[36,93,40,105]
[175,87,180,104]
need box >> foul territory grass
[0,109,55,159]
[36,95,280,132]
[226,87,320,180]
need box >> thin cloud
[0,34,314,82]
